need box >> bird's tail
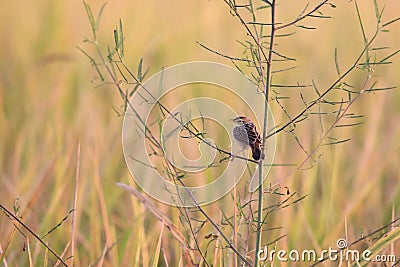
[251,142,264,161]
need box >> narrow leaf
[335,121,363,128]
[96,2,108,31]
[119,19,124,58]
[355,0,369,66]
[334,48,340,77]
[113,29,118,48]
[83,1,96,39]
[323,138,351,146]
[137,58,143,81]
[379,49,400,64]
[382,17,400,28]
[366,86,396,92]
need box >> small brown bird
[231,116,263,161]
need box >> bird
[231,116,264,161]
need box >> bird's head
[231,116,252,125]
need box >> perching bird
[231,116,263,161]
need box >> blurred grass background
[0,0,399,266]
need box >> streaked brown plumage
[231,116,263,161]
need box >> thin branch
[266,28,380,140]
[197,41,268,63]
[276,0,330,30]
[0,204,68,267]
[223,0,269,63]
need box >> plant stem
[254,1,276,266]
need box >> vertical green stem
[254,1,275,266]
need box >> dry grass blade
[152,222,164,267]
[70,143,80,267]
[55,241,71,267]
[115,182,196,266]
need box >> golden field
[0,0,399,266]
